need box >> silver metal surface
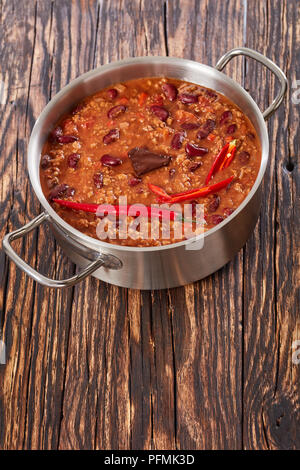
[3,49,287,289]
[2,212,122,288]
[215,47,287,120]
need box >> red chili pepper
[205,140,237,184]
[52,199,194,222]
[154,176,234,204]
[218,139,237,171]
[53,199,99,213]
[205,143,229,184]
[148,183,172,201]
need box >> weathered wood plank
[243,0,300,450]
[127,290,153,449]
[58,281,130,449]
[167,0,245,449]
[0,0,96,449]
[0,0,298,451]
[0,0,60,449]
[57,0,171,450]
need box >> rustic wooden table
[0,0,299,450]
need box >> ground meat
[40,77,261,247]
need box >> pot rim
[28,55,269,253]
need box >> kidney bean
[185,143,208,157]
[238,150,250,164]
[57,135,78,144]
[180,122,199,130]
[65,187,75,197]
[103,128,120,145]
[178,93,198,104]
[107,88,118,100]
[72,103,84,115]
[205,89,218,101]
[197,119,216,140]
[227,123,237,134]
[101,154,122,167]
[150,105,169,122]
[107,105,127,119]
[210,214,224,225]
[94,172,104,189]
[221,111,233,126]
[128,177,142,186]
[162,83,178,101]
[67,153,80,169]
[224,207,235,217]
[189,162,202,172]
[196,128,209,140]
[208,194,220,212]
[41,154,51,169]
[49,183,69,201]
[219,110,232,125]
[171,131,186,149]
[205,118,216,132]
[49,126,63,143]
[247,132,255,140]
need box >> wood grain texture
[0,0,299,450]
[242,0,300,450]
[166,0,245,450]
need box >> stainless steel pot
[2,48,287,289]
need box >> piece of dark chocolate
[128,147,171,176]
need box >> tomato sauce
[40,77,261,246]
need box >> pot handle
[215,47,287,120]
[2,212,119,288]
